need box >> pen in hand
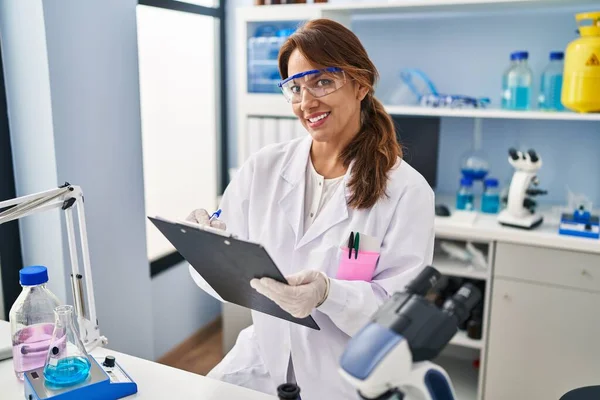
[209,209,222,223]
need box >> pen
[209,209,221,223]
[348,232,354,259]
[353,232,360,259]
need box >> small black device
[435,204,451,217]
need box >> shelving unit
[234,2,599,399]
[244,93,600,120]
[433,254,489,280]
[434,355,480,400]
[450,330,484,350]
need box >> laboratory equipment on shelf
[420,93,490,109]
[0,183,138,399]
[43,305,91,387]
[460,118,489,184]
[339,266,482,400]
[9,266,62,380]
[559,205,600,239]
[502,51,533,110]
[247,26,295,93]
[562,11,600,113]
[481,178,501,214]
[497,148,548,229]
[456,177,475,211]
[384,68,437,106]
[538,51,565,111]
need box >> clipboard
[148,216,320,330]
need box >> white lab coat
[189,135,435,400]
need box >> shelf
[241,0,598,21]
[450,330,484,350]
[433,255,489,280]
[249,60,278,67]
[385,105,600,121]
[242,94,600,121]
[319,0,598,15]
[433,355,479,400]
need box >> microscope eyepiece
[405,266,441,296]
[508,148,519,161]
[442,283,482,325]
[528,149,539,163]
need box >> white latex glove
[186,208,226,231]
[250,270,330,318]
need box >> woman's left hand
[250,270,330,319]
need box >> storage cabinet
[485,245,600,400]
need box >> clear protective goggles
[278,67,347,104]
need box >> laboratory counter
[434,198,600,254]
[0,346,277,400]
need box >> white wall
[1,0,155,360]
[151,262,221,359]
[41,0,155,360]
[0,0,68,302]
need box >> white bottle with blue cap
[8,265,61,380]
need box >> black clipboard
[148,216,320,330]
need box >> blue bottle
[538,51,565,111]
[502,51,533,110]
[481,178,500,214]
[456,178,474,211]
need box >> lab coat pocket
[336,247,380,282]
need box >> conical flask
[43,305,91,387]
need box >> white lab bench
[222,204,600,400]
[0,346,276,400]
[434,205,600,400]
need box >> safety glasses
[278,67,347,104]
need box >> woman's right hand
[186,208,226,231]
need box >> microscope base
[498,210,543,230]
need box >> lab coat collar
[278,136,352,250]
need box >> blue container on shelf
[538,51,565,111]
[481,178,500,214]
[247,25,296,94]
[456,177,475,211]
[502,51,533,110]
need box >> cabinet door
[485,278,600,400]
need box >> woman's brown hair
[278,18,402,210]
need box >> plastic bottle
[502,51,533,110]
[277,383,301,400]
[538,51,565,111]
[456,178,474,211]
[481,178,500,214]
[9,266,62,380]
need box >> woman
[187,18,434,400]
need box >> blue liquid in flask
[43,355,91,387]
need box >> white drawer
[494,242,600,292]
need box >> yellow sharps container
[562,11,600,113]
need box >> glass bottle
[456,178,474,211]
[9,266,61,380]
[481,178,501,214]
[43,305,91,387]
